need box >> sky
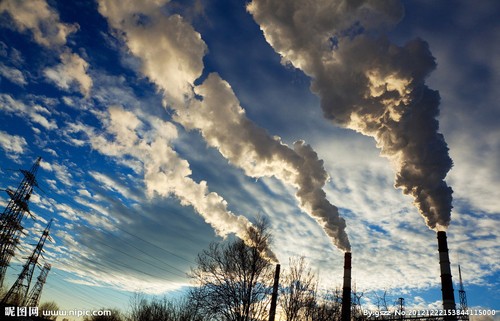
[0,0,499,318]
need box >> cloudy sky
[0,0,498,315]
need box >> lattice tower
[458,265,469,321]
[0,157,41,288]
[25,263,51,307]
[1,220,52,306]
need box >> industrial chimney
[268,264,280,321]
[437,231,456,320]
[341,252,352,321]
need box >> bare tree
[279,256,317,321]
[305,288,342,321]
[374,290,390,312]
[128,292,203,321]
[352,289,366,321]
[189,218,275,321]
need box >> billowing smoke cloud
[248,0,453,230]
[98,0,351,251]
[87,105,277,262]
[97,0,206,107]
[177,73,350,251]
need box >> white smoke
[97,0,351,252]
[177,73,350,251]
[248,0,453,230]
[88,105,278,262]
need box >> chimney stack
[437,231,456,320]
[268,264,280,321]
[341,252,352,321]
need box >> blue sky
[0,0,498,318]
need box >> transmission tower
[0,157,41,288]
[25,263,51,307]
[458,265,469,321]
[1,219,52,306]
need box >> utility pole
[25,263,51,307]
[2,220,52,306]
[0,157,41,288]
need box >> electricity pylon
[458,265,469,320]
[25,263,51,307]
[0,157,41,288]
[2,220,52,306]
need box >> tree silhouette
[189,218,275,321]
[279,256,317,321]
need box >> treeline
[78,219,401,321]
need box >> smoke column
[248,0,453,230]
[177,74,351,252]
[88,105,279,261]
[98,0,351,252]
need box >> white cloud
[40,160,73,186]
[0,94,58,130]
[77,188,92,198]
[0,63,27,85]
[0,0,77,47]
[44,51,93,96]
[74,196,110,218]
[28,110,57,130]
[0,130,28,160]
[44,147,58,157]
[89,171,138,202]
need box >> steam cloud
[98,0,351,252]
[248,0,453,230]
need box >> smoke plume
[98,0,351,252]
[177,73,350,251]
[89,105,277,262]
[248,0,453,230]
[97,0,282,261]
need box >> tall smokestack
[269,264,280,321]
[437,231,456,320]
[341,252,352,321]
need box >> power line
[37,192,191,281]
[45,234,191,295]
[50,253,189,300]
[37,181,196,265]
[87,236,187,278]
[1,165,200,307]
[51,268,131,303]
[114,225,196,265]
